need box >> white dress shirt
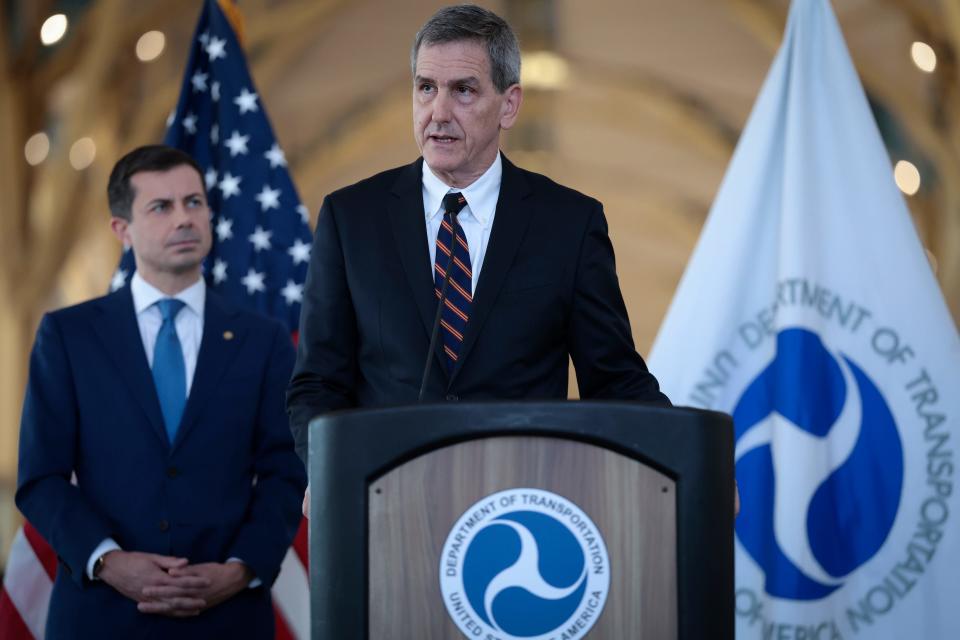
[131,271,205,392]
[87,274,257,586]
[423,152,502,294]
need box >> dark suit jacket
[16,285,306,639]
[287,155,669,463]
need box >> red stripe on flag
[273,604,295,640]
[22,523,57,582]
[0,588,35,640]
[292,517,309,569]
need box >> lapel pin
[223,330,234,341]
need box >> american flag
[1,1,311,638]
[113,0,313,328]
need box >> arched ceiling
[4,0,958,341]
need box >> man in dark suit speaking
[287,4,669,488]
[16,146,306,638]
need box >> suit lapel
[172,291,244,452]
[449,156,534,386]
[387,158,449,375]
[91,287,169,448]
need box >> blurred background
[0,0,957,570]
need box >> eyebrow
[145,193,205,207]
[415,75,481,87]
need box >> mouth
[428,134,459,145]
[167,238,201,250]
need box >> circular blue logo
[733,328,904,600]
[440,488,610,639]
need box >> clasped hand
[98,551,252,617]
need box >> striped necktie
[434,192,471,373]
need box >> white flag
[648,0,960,638]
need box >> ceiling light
[24,132,50,166]
[136,31,166,62]
[40,14,68,46]
[521,51,569,90]
[69,138,96,170]
[910,42,936,73]
[894,160,921,196]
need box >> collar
[422,151,502,226]
[131,271,206,318]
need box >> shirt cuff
[226,557,262,588]
[86,538,122,580]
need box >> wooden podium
[308,401,733,639]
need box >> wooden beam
[565,56,740,164]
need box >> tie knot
[442,192,468,217]
[156,298,186,323]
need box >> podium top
[307,401,735,640]
[310,400,731,481]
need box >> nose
[431,87,453,124]
[172,202,195,227]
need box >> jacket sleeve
[286,196,359,466]
[566,203,672,406]
[227,321,308,586]
[15,314,115,585]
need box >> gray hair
[411,4,521,93]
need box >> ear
[498,84,523,130]
[110,217,131,248]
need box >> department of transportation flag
[1,2,311,639]
[648,1,959,638]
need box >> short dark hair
[411,4,521,93]
[107,145,204,220]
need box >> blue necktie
[152,299,187,443]
[434,192,471,373]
